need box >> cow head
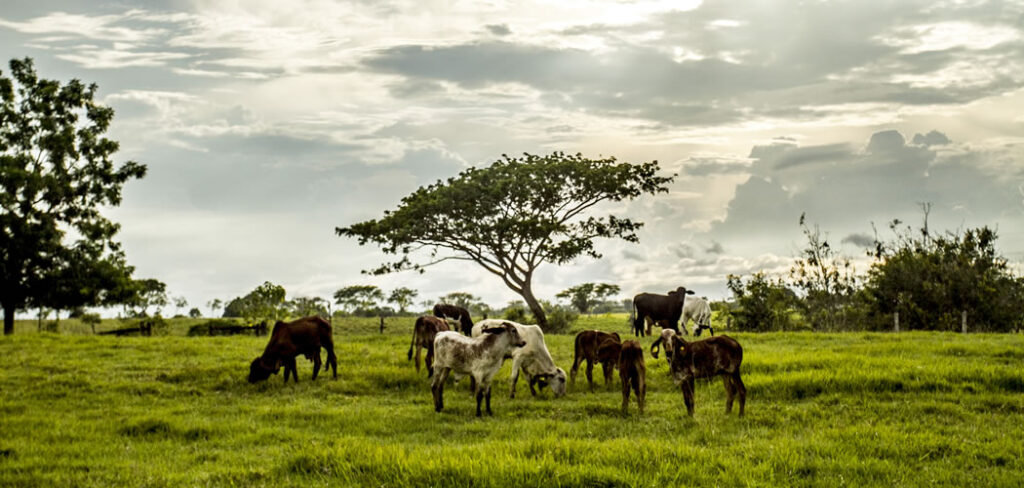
[536,368,568,397]
[247,356,279,383]
[482,322,527,348]
[668,335,693,385]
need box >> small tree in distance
[334,285,384,315]
[338,152,674,330]
[556,282,621,315]
[388,287,418,314]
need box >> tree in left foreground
[338,152,673,330]
[1,57,146,334]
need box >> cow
[682,296,714,337]
[433,303,474,336]
[570,330,622,391]
[473,319,567,398]
[649,328,677,364]
[668,335,746,416]
[618,340,646,415]
[408,316,450,377]
[631,286,693,337]
[248,316,337,383]
[430,323,526,416]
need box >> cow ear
[483,327,506,335]
[686,289,695,295]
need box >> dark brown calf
[570,330,622,390]
[248,316,338,383]
[408,316,450,377]
[618,340,646,415]
[669,335,745,416]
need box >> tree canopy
[334,285,384,314]
[556,282,621,315]
[1,57,146,334]
[338,152,673,329]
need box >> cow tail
[409,317,420,360]
[631,302,644,337]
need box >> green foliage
[865,220,1024,332]
[333,285,384,314]
[80,313,101,334]
[115,278,168,317]
[726,272,800,332]
[503,300,529,323]
[541,301,580,334]
[387,287,418,313]
[289,296,329,318]
[790,214,860,331]
[0,57,146,334]
[188,308,202,319]
[338,151,674,330]
[556,282,620,315]
[223,282,287,325]
[1,328,1023,486]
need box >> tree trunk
[520,284,548,330]
[3,306,13,335]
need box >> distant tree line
[724,210,1024,333]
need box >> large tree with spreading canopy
[337,152,673,330]
[1,58,146,334]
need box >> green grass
[1,315,1022,487]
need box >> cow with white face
[473,319,567,398]
[431,322,526,416]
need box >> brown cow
[570,330,622,390]
[408,316,450,377]
[248,316,338,383]
[669,335,746,416]
[618,340,646,415]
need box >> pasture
[1,315,1022,487]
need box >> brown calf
[248,316,338,383]
[669,335,745,416]
[618,340,646,415]
[408,316,450,377]
[570,330,622,390]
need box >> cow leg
[681,378,695,416]
[585,360,595,391]
[724,375,735,414]
[290,358,299,382]
[733,371,747,416]
[637,370,646,415]
[327,350,338,379]
[621,372,631,415]
[424,345,434,378]
[485,385,492,416]
[509,357,522,399]
[632,315,645,337]
[602,361,614,388]
[414,342,422,373]
[528,374,538,396]
[431,368,450,412]
[311,352,322,381]
[570,354,582,385]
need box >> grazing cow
[431,323,526,416]
[473,319,567,398]
[433,303,474,335]
[632,286,693,337]
[248,316,337,383]
[669,335,746,416]
[618,340,646,415]
[650,328,677,364]
[408,316,450,377]
[570,330,622,390]
[682,296,714,337]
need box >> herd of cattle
[247,286,745,418]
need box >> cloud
[842,233,875,248]
[486,24,511,36]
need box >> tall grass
[1,315,1022,486]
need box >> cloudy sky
[3,0,1023,313]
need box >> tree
[439,292,478,310]
[188,307,201,319]
[726,272,799,332]
[206,298,223,317]
[121,278,168,317]
[1,57,146,334]
[289,296,329,318]
[556,282,621,315]
[338,152,673,330]
[173,296,188,316]
[387,287,418,314]
[333,285,384,314]
[789,214,859,330]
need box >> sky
[2,0,1023,315]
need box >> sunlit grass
[1,315,1022,486]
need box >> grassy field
[1,315,1022,487]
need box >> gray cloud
[485,24,511,36]
[842,233,876,248]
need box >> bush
[540,301,579,334]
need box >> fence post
[894,312,899,333]
[961,310,967,334]
[380,315,385,334]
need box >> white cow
[431,323,525,416]
[473,319,567,398]
[681,296,714,337]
